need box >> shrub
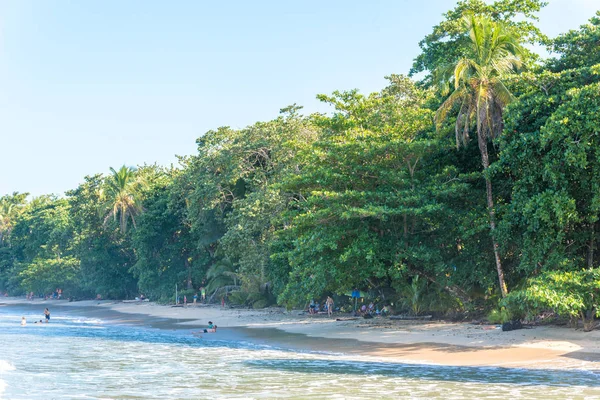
[502,269,600,331]
[487,307,512,324]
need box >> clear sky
[0,0,598,197]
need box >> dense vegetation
[2,1,600,328]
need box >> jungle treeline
[2,1,600,327]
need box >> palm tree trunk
[185,258,193,289]
[478,134,508,298]
[588,223,595,269]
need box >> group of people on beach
[307,296,392,318]
[181,286,208,307]
[26,289,62,301]
[20,308,51,326]
[357,303,390,317]
[309,296,335,317]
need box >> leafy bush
[394,275,463,315]
[228,291,248,305]
[228,290,270,309]
[487,307,512,324]
[502,269,600,331]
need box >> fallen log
[389,315,432,320]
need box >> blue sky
[0,0,598,197]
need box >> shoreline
[2,297,600,369]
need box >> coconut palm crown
[435,14,523,149]
[102,166,144,234]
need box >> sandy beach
[2,297,599,370]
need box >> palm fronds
[435,14,524,147]
[101,166,144,234]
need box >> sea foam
[0,360,15,372]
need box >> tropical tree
[411,0,546,82]
[102,166,144,234]
[67,175,138,298]
[547,11,600,72]
[0,193,28,245]
[435,15,524,297]
[0,201,15,246]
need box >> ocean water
[1,305,599,399]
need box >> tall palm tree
[0,193,28,246]
[0,201,14,245]
[435,15,524,298]
[102,166,144,234]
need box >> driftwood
[389,315,432,320]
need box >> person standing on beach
[326,296,334,317]
[193,293,198,306]
[200,286,206,303]
[44,308,50,323]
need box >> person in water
[44,308,50,323]
[204,321,217,333]
[193,321,217,335]
[34,319,44,324]
[21,316,26,326]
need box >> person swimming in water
[192,321,217,335]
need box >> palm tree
[435,15,524,298]
[0,201,14,245]
[102,166,144,234]
[0,193,28,246]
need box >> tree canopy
[2,4,600,328]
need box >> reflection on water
[0,306,599,399]
[246,358,600,386]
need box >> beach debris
[501,320,523,332]
[389,315,432,321]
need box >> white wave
[71,318,103,324]
[0,360,15,372]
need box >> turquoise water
[1,306,599,399]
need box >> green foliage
[227,290,270,309]
[411,0,547,82]
[273,77,478,307]
[435,14,524,146]
[67,175,137,298]
[547,12,600,72]
[18,256,80,295]
[3,7,600,331]
[487,307,512,324]
[397,276,429,315]
[434,14,527,298]
[0,192,28,246]
[102,165,145,234]
[503,269,600,330]
[499,68,600,276]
